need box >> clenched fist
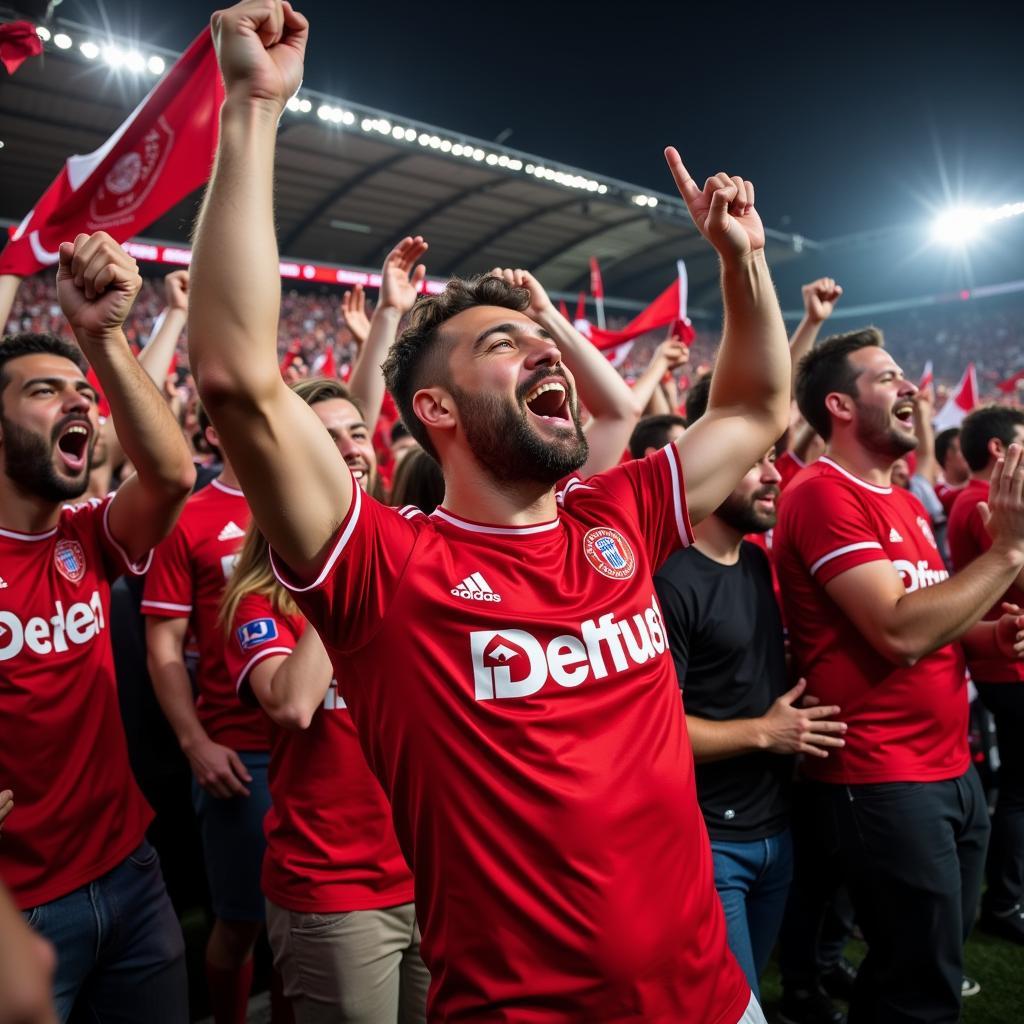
[56,232,142,344]
[211,0,309,109]
[801,277,843,325]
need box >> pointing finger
[664,147,702,205]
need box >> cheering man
[189,3,791,1020]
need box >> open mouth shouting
[54,419,92,474]
[892,400,915,429]
[522,376,572,428]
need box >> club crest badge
[917,516,937,549]
[54,539,86,583]
[89,119,175,229]
[583,527,636,581]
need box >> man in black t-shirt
[655,441,847,1000]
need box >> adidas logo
[218,521,245,542]
[451,571,502,603]
[0,576,7,589]
[889,527,904,543]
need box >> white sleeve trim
[269,482,363,594]
[662,443,692,548]
[141,599,193,613]
[809,540,885,577]
[234,646,295,695]
[102,492,154,576]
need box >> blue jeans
[711,829,794,999]
[23,840,187,1023]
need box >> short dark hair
[933,427,961,471]
[381,275,530,460]
[684,374,713,424]
[628,414,687,459]
[959,405,1024,472]
[795,327,884,441]
[0,333,88,399]
[390,420,411,445]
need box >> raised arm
[0,275,22,334]
[911,386,939,484]
[137,271,189,385]
[630,336,690,418]
[341,284,370,349]
[491,267,638,476]
[347,236,427,434]
[825,447,1024,665]
[788,277,842,383]
[665,150,791,523]
[189,0,352,578]
[57,234,194,559]
[245,626,334,730]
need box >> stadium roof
[0,10,810,314]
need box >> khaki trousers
[266,899,429,1024]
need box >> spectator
[775,326,1024,1022]
[948,404,1024,946]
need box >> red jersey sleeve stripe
[663,443,694,548]
[140,599,193,614]
[270,482,363,594]
[234,646,296,695]
[102,494,154,576]
[809,540,885,577]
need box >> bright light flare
[932,201,1024,246]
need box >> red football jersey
[225,593,415,913]
[774,456,968,784]
[0,495,153,909]
[774,450,805,492]
[935,480,966,517]
[947,478,1024,683]
[271,446,749,1023]
[142,479,268,750]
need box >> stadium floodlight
[340,110,354,124]
[147,55,165,75]
[80,41,99,59]
[53,33,73,50]
[125,50,145,72]
[317,104,332,120]
[103,45,125,68]
[932,201,1024,246]
[35,26,51,42]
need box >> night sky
[55,0,1024,300]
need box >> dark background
[40,0,1024,304]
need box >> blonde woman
[221,378,427,1024]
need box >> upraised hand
[165,270,189,312]
[664,148,764,260]
[979,443,1024,558]
[56,232,142,344]
[657,337,690,371]
[379,236,428,315]
[802,277,843,324]
[341,284,370,348]
[211,0,309,109]
[490,267,555,323]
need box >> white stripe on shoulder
[234,647,295,695]
[556,479,592,506]
[663,443,691,548]
[809,541,885,577]
[141,600,193,613]
[819,457,892,494]
[103,493,154,576]
[270,483,363,593]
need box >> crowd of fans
[3,4,1024,1024]
[8,273,1024,411]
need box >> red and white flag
[589,256,604,300]
[932,363,978,431]
[0,28,223,277]
[997,368,1024,394]
[580,261,695,363]
[311,346,336,378]
[918,360,934,392]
